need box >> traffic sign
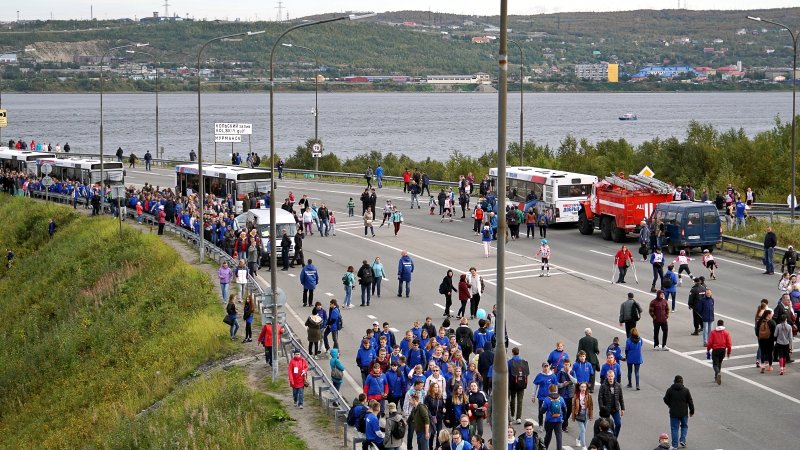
[0,109,6,128]
[214,123,252,135]
[215,134,242,143]
[40,163,53,175]
[638,165,655,178]
[41,176,53,187]
[311,142,323,157]
[110,185,126,199]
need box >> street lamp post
[126,49,160,170]
[0,48,33,144]
[282,42,321,171]
[748,15,798,220]
[100,43,148,191]
[508,39,524,166]
[269,12,376,382]
[196,30,265,262]
[492,3,510,450]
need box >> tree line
[284,118,796,202]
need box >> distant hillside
[1,8,799,78]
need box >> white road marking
[287,273,296,277]
[316,250,332,257]
[724,363,761,372]
[509,338,522,346]
[390,328,399,333]
[325,292,334,297]
[478,263,538,272]
[367,315,377,320]
[685,343,758,355]
[714,256,764,271]
[433,303,445,310]
[589,249,615,257]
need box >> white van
[234,208,297,265]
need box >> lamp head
[746,16,761,21]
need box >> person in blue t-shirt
[532,362,558,430]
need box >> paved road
[133,170,799,449]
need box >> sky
[1,1,798,22]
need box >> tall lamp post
[196,30,265,262]
[748,15,798,220]
[0,48,32,144]
[281,42,322,171]
[508,39,524,166]
[100,42,148,190]
[126,49,160,170]
[492,3,510,450]
[269,12,376,382]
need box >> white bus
[0,147,56,174]
[488,166,598,224]
[36,157,125,185]
[175,164,272,213]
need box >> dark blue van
[651,201,722,254]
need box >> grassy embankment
[0,195,305,449]
[724,218,800,249]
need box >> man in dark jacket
[763,226,777,274]
[357,260,374,307]
[454,318,474,361]
[618,293,642,338]
[663,374,694,450]
[597,370,624,438]
[687,277,706,335]
[649,290,671,351]
[280,229,292,271]
[577,327,600,392]
[477,342,494,395]
[515,421,541,450]
[589,419,620,450]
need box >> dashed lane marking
[316,250,332,257]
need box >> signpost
[111,185,126,239]
[311,142,323,157]
[214,123,252,164]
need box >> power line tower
[163,0,170,18]
[276,0,284,22]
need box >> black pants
[362,440,384,450]
[692,311,702,333]
[308,341,319,355]
[711,348,726,376]
[469,293,481,317]
[303,288,314,306]
[617,266,628,283]
[544,422,562,449]
[294,249,304,267]
[157,223,165,235]
[539,225,547,238]
[245,321,252,339]
[457,300,468,318]
[654,322,668,347]
[444,294,452,316]
[282,251,289,270]
[624,321,637,338]
[562,397,573,431]
[323,327,339,350]
[264,346,273,365]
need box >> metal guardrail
[23,189,354,444]
[717,234,787,262]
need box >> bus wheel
[578,211,594,235]
[600,217,613,241]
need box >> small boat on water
[619,113,638,121]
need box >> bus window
[558,184,593,198]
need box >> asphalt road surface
[134,168,799,450]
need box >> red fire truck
[577,173,673,242]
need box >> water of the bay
[0,91,791,162]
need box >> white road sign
[215,134,242,143]
[41,176,53,187]
[311,143,323,157]
[40,163,53,175]
[214,123,252,135]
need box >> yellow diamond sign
[0,109,6,128]
[638,165,654,178]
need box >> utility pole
[275,1,283,22]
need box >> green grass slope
[0,196,297,449]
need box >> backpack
[548,397,562,418]
[391,416,407,439]
[482,228,491,239]
[356,408,369,433]
[662,274,674,289]
[438,278,449,295]
[758,320,771,339]
[509,359,529,391]
[507,213,518,226]
[346,405,359,427]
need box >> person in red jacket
[706,319,732,385]
[258,323,283,367]
[402,168,412,193]
[288,348,309,408]
[614,245,634,284]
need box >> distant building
[575,62,618,82]
[0,53,18,63]
[426,73,491,85]
[632,66,696,79]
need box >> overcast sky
[1,1,798,22]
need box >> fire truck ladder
[627,174,673,194]
[604,174,642,191]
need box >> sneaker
[662,346,670,352]
[545,273,550,277]
[539,273,544,277]
[654,345,660,350]
[516,418,522,424]
[300,404,304,409]
[760,367,766,373]
[767,366,774,372]
[576,438,581,446]
[626,383,632,388]
[671,309,676,313]
[679,443,686,448]
[715,373,721,385]
[678,279,683,286]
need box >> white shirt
[424,374,447,399]
[467,272,482,295]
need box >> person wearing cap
[653,432,671,450]
[702,249,717,280]
[383,401,405,450]
[782,244,797,275]
[663,375,694,449]
[288,347,309,408]
[618,293,643,338]
[536,239,551,277]
[157,204,166,235]
[687,277,706,336]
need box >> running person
[672,250,693,285]
[536,239,551,277]
[650,247,665,293]
[702,249,718,280]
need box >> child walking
[536,239,552,277]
